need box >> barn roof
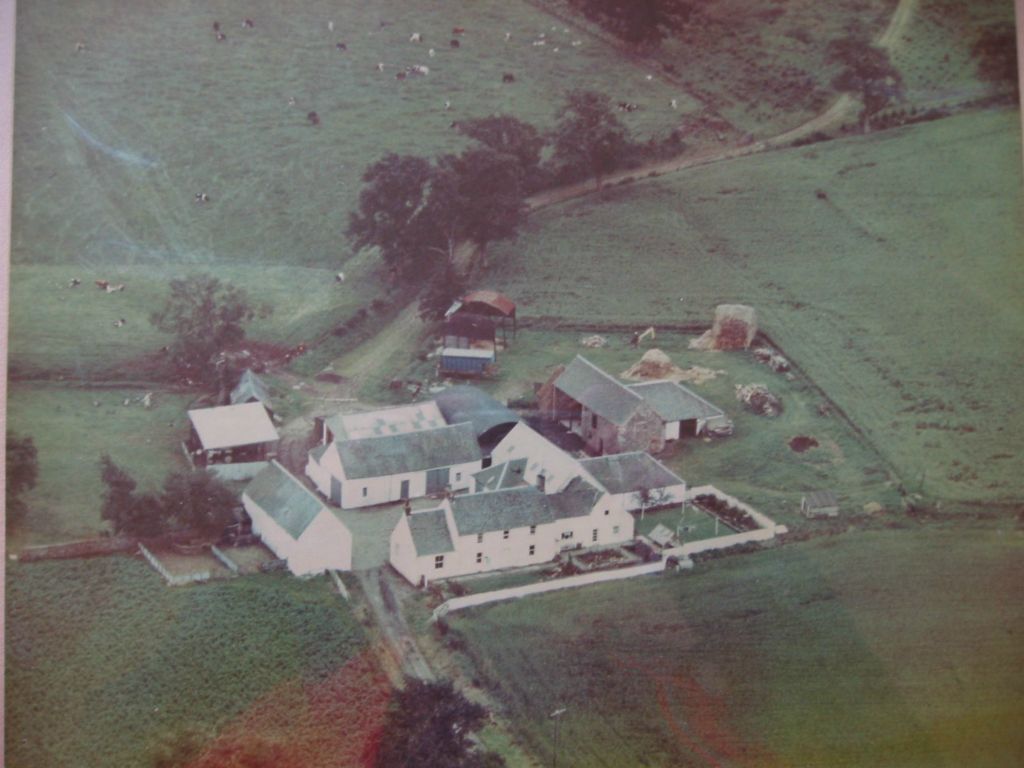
[627,380,724,422]
[230,369,272,409]
[244,461,326,540]
[434,386,520,443]
[188,402,279,450]
[407,508,455,556]
[450,486,555,536]
[804,490,839,509]
[579,452,684,495]
[555,356,644,426]
[461,290,516,318]
[326,401,446,441]
[473,458,528,492]
[336,422,480,480]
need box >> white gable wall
[243,496,353,577]
[389,515,423,585]
[491,423,590,493]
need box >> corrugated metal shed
[188,402,279,450]
[440,348,494,374]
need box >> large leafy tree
[551,89,631,188]
[99,455,166,538]
[567,0,693,47]
[972,22,1019,98]
[160,470,238,536]
[5,432,38,529]
[458,115,545,188]
[149,274,268,380]
[828,38,903,131]
[374,679,505,768]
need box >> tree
[5,432,38,529]
[972,22,1019,98]
[828,38,903,131]
[458,115,545,189]
[567,0,694,47]
[160,469,238,536]
[551,90,631,189]
[374,679,506,768]
[633,485,671,521]
[418,263,467,321]
[99,455,166,537]
[149,274,268,379]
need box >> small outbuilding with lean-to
[801,490,840,518]
[185,401,280,478]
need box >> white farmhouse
[489,422,591,493]
[578,452,687,513]
[242,461,353,576]
[306,422,481,508]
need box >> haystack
[621,349,724,385]
[690,304,758,350]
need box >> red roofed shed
[448,290,517,340]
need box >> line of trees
[567,0,696,47]
[5,431,38,531]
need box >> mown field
[482,109,1024,504]
[5,558,385,768]
[449,525,1024,768]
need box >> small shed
[440,347,495,376]
[446,290,517,341]
[186,402,279,472]
[230,369,272,413]
[801,490,840,518]
[648,523,676,548]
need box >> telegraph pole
[550,706,567,768]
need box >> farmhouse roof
[326,401,446,441]
[434,386,520,442]
[188,402,279,450]
[473,458,528,492]
[579,452,684,495]
[627,380,724,422]
[461,290,516,318]
[244,461,326,540]
[804,490,839,509]
[408,508,455,556]
[336,422,480,480]
[450,486,555,536]
[230,369,272,409]
[547,477,604,520]
[555,356,644,425]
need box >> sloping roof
[555,356,644,426]
[804,490,839,509]
[627,380,724,421]
[327,401,446,441]
[244,461,326,540]
[230,369,272,409]
[579,452,684,495]
[336,422,479,479]
[462,290,516,318]
[473,458,528,492]
[407,508,455,556]
[649,524,676,547]
[434,386,520,442]
[188,402,279,450]
[450,486,555,536]
[547,477,603,520]
[309,443,330,463]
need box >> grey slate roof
[804,490,839,508]
[408,508,455,556]
[309,443,330,463]
[450,486,555,536]
[555,356,643,426]
[336,422,479,480]
[580,452,685,495]
[548,477,603,520]
[434,386,520,441]
[244,461,325,540]
[627,380,724,422]
[473,458,528,492]
[231,369,272,409]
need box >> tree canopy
[159,470,238,536]
[972,22,1019,97]
[149,274,268,380]
[99,455,166,538]
[567,0,694,47]
[827,38,903,130]
[457,115,545,187]
[552,89,632,187]
[5,432,38,529]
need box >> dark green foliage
[828,38,903,130]
[458,115,546,190]
[99,455,166,538]
[5,431,38,528]
[551,90,632,188]
[567,0,694,47]
[972,22,1019,97]
[159,470,238,536]
[149,275,268,380]
[419,264,467,322]
[374,678,505,768]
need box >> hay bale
[580,334,607,348]
[623,348,674,378]
[690,304,758,350]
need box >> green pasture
[449,525,1024,768]
[482,109,1024,503]
[5,558,369,768]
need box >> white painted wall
[244,496,353,577]
[337,459,480,509]
[491,423,591,493]
[663,421,681,441]
[389,514,423,585]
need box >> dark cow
[449,39,460,48]
[335,42,347,51]
[307,111,320,126]
[502,72,515,83]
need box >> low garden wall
[210,545,240,574]
[686,485,788,534]
[138,543,210,586]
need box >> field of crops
[481,109,1024,504]
[5,558,383,768]
[449,525,1024,768]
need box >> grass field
[5,558,384,768]
[448,525,1024,768]
[481,109,1024,504]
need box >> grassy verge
[449,524,1024,768]
[5,558,384,768]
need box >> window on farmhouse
[362,487,368,498]
[591,413,598,429]
[477,533,483,544]
[529,545,535,556]
[455,472,462,482]
[612,525,620,535]
[592,529,598,542]
[561,531,573,540]
[537,473,546,492]
[434,555,444,569]
[503,529,510,539]
[529,525,536,535]
[476,552,483,564]
[604,509,609,516]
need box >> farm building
[230,369,272,413]
[490,422,594,493]
[185,402,279,478]
[626,380,732,439]
[439,347,495,376]
[306,422,481,509]
[389,482,634,586]
[314,401,446,445]
[579,452,687,513]
[443,313,496,350]
[802,490,840,518]
[473,458,529,492]
[446,289,517,341]
[434,385,520,455]
[242,461,353,576]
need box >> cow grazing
[75,41,87,52]
[113,318,126,327]
[307,111,320,125]
[428,48,435,57]
[409,32,422,42]
[670,98,678,109]
[95,279,109,290]
[195,192,210,203]
[335,272,346,283]
[106,283,126,293]
[328,21,334,32]
[452,27,465,35]
[243,18,254,28]
[216,32,227,42]
[376,62,385,72]
[213,21,220,31]
[504,32,511,41]
[335,42,347,51]
[449,39,460,48]
[571,40,582,47]
[395,71,406,80]
[502,72,515,83]
[444,99,451,110]
[69,278,81,288]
